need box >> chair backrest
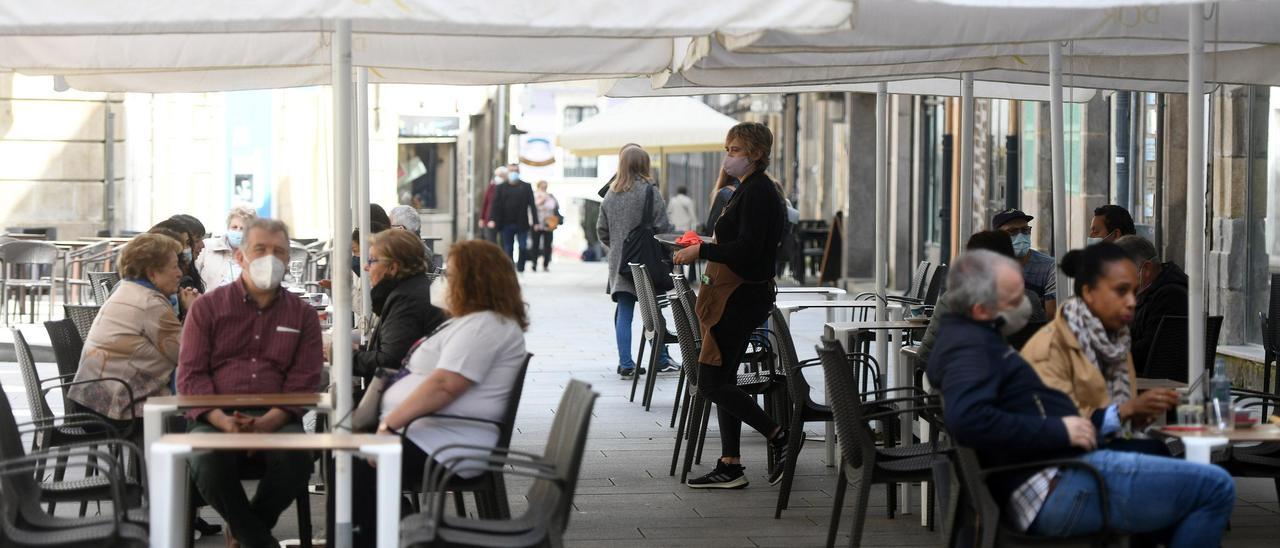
[43,320,83,408]
[951,446,1005,548]
[87,271,120,305]
[10,329,54,431]
[495,354,533,449]
[628,263,664,336]
[769,308,816,410]
[670,274,698,329]
[817,338,878,470]
[923,264,947,305]
[667,278,702,386]
[0,241,58,267]
[1143,315,1225,382]
[63,304,101,341]
[525,380,598,533]
[905,261,932,299]
[1268,273,1280,353]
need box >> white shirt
[380,311,526,477]
[666,193,698,233]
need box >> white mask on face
[428,275,450,312]
[247,255,286,291]
[1086,236,1103,247]
[997,296,1033,336]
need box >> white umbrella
[558,97,738,156]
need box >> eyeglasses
[366,258,383,266]
[1002,226,1033,236]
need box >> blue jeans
[499,224,529,272]
[1027,450,1235,547]
[614,292,672,370]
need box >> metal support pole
[357,68,373,331]
[1050,43,1069,303]
[330,19,354,548]
[104,103,115,236]
[1186,4,1207,388]
[958,73,975,240]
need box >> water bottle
[1209,358,1234,432]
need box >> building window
[562,106,599,178]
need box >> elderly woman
[348,240,528,547]
[353,229,446,381]
[1022,242,1178,451]
[69,233,196,439]
[196,204,257,289]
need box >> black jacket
[491,181,538,230]
[1130,262,1189,371]
[926,314,1082,505]
[699,172,784,282]
[353,272,446,379]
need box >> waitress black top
[699,170,787,283]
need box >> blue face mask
[508,171,520,183]
[1012,233,1031,258]
[226,230,244,248]
[181,249,192,264]
[1086,236,1103,247]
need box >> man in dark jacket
[1114,235,1188,370]
[928,250,1233,544]
[490,164,539,271]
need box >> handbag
[352,367,397,432]
[618,184,674,292]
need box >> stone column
[1162,94,1189,274]
[1080,94,1112,247]
[1033,102,1055,253]
[844,92,876,279]
[891,95,914,289]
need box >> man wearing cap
[993,209,1057,319]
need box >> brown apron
[694,261,744,366]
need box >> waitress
[673,122,789,490]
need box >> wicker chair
[63,304,101,341]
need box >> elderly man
[1114,235,1188,369]
[178,218,323,548]
[992,209,1057,319]
[389,204,437,272]
[927,250,1234,545]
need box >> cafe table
[149,432,400,548]
[1136,377,1188,391]
[1157,424,1280,464]
[143,392,331,452]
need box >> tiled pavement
[3,259,1277,547]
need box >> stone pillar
[1162,94,1189,274]
[1033,102,1055,253]
[891,95,913,289]
[1080,94,1112,248]
[844,92,876,279]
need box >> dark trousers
[527,229,553,270]
[697,283,779,459]
[187,416,312,548]
[499,224,530,272]
[324,437,429,548]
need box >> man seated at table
[1113,234,1188,370]
[927,250,1234,545]
[178,218,323,548]
[992,209,1058,319]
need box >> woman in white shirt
[351,239,529,547]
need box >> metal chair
[817,338,945,547]
[1140,315,1224,382]
[629,262,677,410]
[400,380,599,548]
[0,241,60,324]
[63,304,101,341]
[63,241,112,305]
[87,271,120,306]
[42,319,84,413]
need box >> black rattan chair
[1140,315,1224,382]
[62,304,101,342]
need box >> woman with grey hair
[388,205,422,234]
[195,204,257,289]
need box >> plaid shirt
[1022,249,1058,302]
[177,279,323,420]
[1007,467,1059,531]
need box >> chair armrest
[885,295,924,306]
[41,377,138,421]
[415,453,561,537]
[981,458,1113,532]
[401,413,504,432]
[862,403,944,423]
[39,373,78,384]
[0,448,131,527]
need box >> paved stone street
[3,259,1277,547]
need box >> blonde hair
[119,233,182,280]
[226,204,258,227]
[445,240,529,330]
[372,229,428,278]
[726,122,774,172]
[611,144,651,194]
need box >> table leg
[143,404,176,457]
[149,442,191,548]
[363,443,403,548]
[1183,437,1228,464]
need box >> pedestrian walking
[667,186,698,233]
[490,163,538,271]
[528,180,561,272]
[673,122,790,489]
[598,145,676,377]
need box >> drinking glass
[1176,394,1204,427]
[289,260,304,285]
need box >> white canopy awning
[558,97,737,156]
[602,74,1098,102]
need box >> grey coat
[596,180,670,299]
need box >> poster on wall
[226,90,273,217]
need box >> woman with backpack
[597,144,676,377]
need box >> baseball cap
[991,209,1034,229]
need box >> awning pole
[357,68,373,330]
[875,83,889,350]
[331,18,354,548]
[1050,43,1068,305]
[1187,3,1207,389]
[959,73,975,239]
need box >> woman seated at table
[69,233,197,443]
[351,239,528,548]
[1021,242,1177,453]
[353,229,446,382]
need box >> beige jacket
[1020,313,1137,421]
[195,235,238,290]
[69,280,182,420]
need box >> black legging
[697,283,779,459]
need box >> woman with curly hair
[349,239,529,548]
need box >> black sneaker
[658,361,681,373]
[767,429,801,486]
[617,366,647,377]
[687,461,749,489]
[193,517,222,538]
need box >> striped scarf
[1061,297,1132,405]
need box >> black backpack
[618,185,674,292]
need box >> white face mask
[997,295,1033,336]
[1086,236,1103,247]
[247,255,286,291]
[429,275,450,312]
